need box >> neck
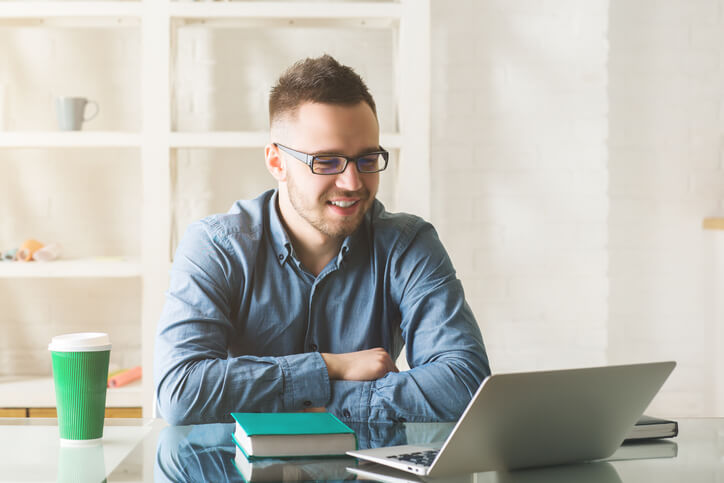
[276,191,343,277]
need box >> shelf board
[170,131,270,149]
[0,2,142,19]
[703,218,724,230]
[0,131,401,150]
[0,258,141,278]
[170,131,401,149]
[0,2,141,27]
[170,2,402,21]
[0,132,141,148]
[0,376,142,408]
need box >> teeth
[330,200,356,208]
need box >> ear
[265,144,287,182]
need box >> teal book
[230,412,357,458]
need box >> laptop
[346,361,675,477]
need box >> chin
[321,217,364,239]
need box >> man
[155,55,489,425]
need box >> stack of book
[230,412,357,482]
[624,415,678,442]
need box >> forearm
[327,352,488,423]
[155,350,330,425]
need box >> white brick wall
[608,0,724,416]
[431,0,724,417]
[431,0,610,375]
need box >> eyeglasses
[274,143,389,175]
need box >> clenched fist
[322,347,399,381]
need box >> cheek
[363,174,380,195]
[308,177,338,201]
[289,167,330,195]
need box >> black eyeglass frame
[273,142,389,175]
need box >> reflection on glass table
[349,460,621,483]
[153,420,690,483]
[0,418,159,482]
[348,440,682,483]
[0,418,720,482]
[154,421,450,482]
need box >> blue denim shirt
[154,189,490,425]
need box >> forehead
[280,101,379,154]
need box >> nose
[335,162,364,191]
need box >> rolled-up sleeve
[154,221,330,425]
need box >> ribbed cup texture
[51,351,110,441]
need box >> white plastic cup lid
[48,332,112,352]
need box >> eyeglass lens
[312,154,385,174]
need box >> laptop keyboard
[387,449,439,467]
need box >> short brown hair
[269,54,377,126]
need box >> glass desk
[0,418,721,482]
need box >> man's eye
[314,157,345,173]
[358,155,381,171]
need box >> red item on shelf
[108,365,142,388]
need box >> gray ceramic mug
[55,97,99,131]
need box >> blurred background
[0,0,722,418]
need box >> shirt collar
[335,236,354,267]
[267,189,366,268]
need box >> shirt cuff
[328,380,373,422]
[278,352,330,411]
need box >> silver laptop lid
[428,361,676,476]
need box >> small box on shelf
[703,218,724,230]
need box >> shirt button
[310,343,318,351]
[278,254,284,261]
[343,409,351,418]
[303,400,312,407]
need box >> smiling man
[154,55,490,425]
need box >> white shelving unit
[0,0,430,417]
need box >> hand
[322,348,399,381]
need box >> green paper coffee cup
[48,332,111,446]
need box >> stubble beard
[286,174,371,239]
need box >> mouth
[326,197,364,216]
[328,200,359,208]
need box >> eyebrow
[309,146,382,157]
